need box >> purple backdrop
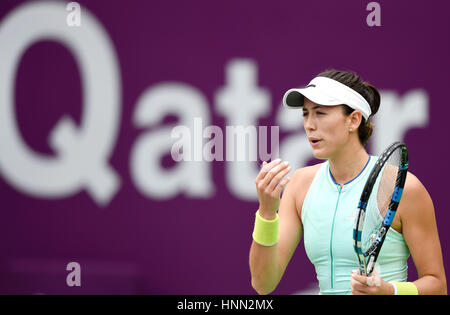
[0,0,448,294]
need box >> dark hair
[316,69,381,147]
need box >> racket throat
[365,256,376,276]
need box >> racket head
[353,142,409,276]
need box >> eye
[316,111,325,115]
[302,112,308,117]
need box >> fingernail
[283,161,290,166]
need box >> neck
[328,141,369,186]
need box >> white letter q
[0,2,121,206]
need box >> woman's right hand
[255,159,291,219]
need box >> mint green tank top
[301,156,410,295]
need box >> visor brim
[283,88,342,108]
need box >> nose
[303,115,316,132]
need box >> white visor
[282,76,372,120]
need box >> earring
[349,128,353,132]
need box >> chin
[311,148,329,160]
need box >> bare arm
[400,173,447,294]
[249,161,303,295]
[351,172,447,295]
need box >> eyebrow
[303,105,325,111]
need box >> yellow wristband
[389,281,418,295]
[252,210,279,246]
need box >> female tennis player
[249,70,447,295]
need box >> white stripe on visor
[283,76,372,120]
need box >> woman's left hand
[350,269,395,295]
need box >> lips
[308,137,322,147]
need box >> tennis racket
[353,141,409,276]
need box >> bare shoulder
[399,171,434,219]
[403,171,432,201]
[290,163,322,185]
[287,163,323,216]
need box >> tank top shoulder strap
[301,161,329,223]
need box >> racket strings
[361,150,401,253]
